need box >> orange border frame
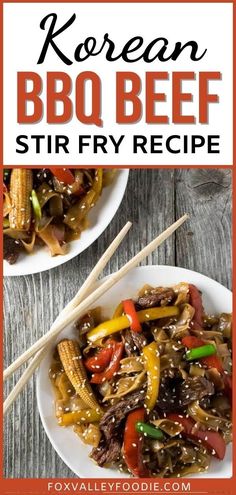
[0,1,235,495]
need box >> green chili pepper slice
[185,344,216,362]
[135,421,164,440]
[31,189,42,220]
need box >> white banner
[3,2,233,165]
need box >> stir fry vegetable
[50,282,232,478]
[167,414,226,460]
[90,342,124,384]
[87,306,179,342]
[182,335,223,372]
[3,168,113,264]
[57,339,102,411]
[31,189,42,220]
[143,341,160,411]
[185,344,216,361]
[124,408,149,477]
[8,169,32,230]
[49,168,75,184]
[84,344,113,372]
[188,284,204,329]
[136,422,164,440]
[58,408,102,427]
[123,299,142,332]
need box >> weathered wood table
[4,168,232,478]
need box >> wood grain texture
[3,168,232,478]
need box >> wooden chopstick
[3,347,48,416]
[3,221,132,413]
[57,220,132,316]
[3,214,188,382]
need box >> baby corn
[9,169,33,230]
[57,339,102,412]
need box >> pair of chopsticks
[3,214,188,416]
[3,221,132,415]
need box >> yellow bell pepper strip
[87,306,179,343]
[58,408,102,427]
[112,301,124,318]
[123,299,142,332]
[143,341,160,411]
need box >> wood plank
[175,168,232,290]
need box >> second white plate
[4,169,129,276]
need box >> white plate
[4,169,129,277]
[37,265,232,478]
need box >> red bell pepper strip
[182,336,207,349]
[49,168,74,185]
[90,341,124,383]
[202,355,224,373]
[84,344,113,373]
[189,284,204,329]
[182,335,223,373]
[123,299,142,333]
[124,408,149,477]
[167,414,226,460]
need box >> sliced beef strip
[123,329,136,356]
[131,330,147,352]
[3,236,23,265]
[199,396,211,410]
[100,389,145,440]
[91,438,121,466]
[178,376,214,406]
[157,375,214,412]
[137,288,175,309]
[123,328,147,356]
[123,329,147,356]
[91,390,145,466]
[157,376,180,412]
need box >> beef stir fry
[50,283,232,477]
[3,168,113,264]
